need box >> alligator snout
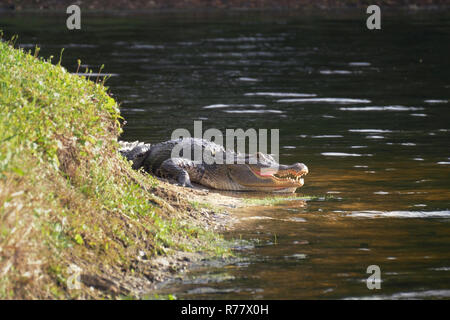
[293,163,309,175]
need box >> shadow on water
[2,9,449,299]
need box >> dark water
[2,10,450,299]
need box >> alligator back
[142,137,228,172]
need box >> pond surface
[2,9,449,299]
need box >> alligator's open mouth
[273,170,306,185]
[250,166,308,186]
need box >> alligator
[119,138,308,193]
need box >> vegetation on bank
[0,35,231,299]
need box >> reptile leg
[158,158,194,188]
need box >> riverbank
[0,37,245,299]
[1,0,449,11]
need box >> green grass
[0,36,230,299]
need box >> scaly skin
[119,138,308,193]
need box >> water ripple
[319,70,353,75]
[346,289,450,300]
[424,99,448,104]
[321,152,372,157]
[341,106,424,111]
[223,109,284,114]
[203,104,266,109]
[244,92,317,97]
[279,98,371,104]
[349,210,450,218]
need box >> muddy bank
[2,0,449,11]
[83,178,252,298]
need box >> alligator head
[119,141,151,169]
[204,151,309,193]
